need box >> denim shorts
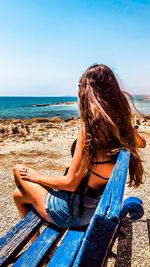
[45,189,100,228]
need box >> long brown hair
[78,64,144,187]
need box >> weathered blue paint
[95,150,130,219]
[73,150,131,267]
[13,225,61,267]
[0,211,42,267]
[73,217,120,267]
[47,229,85,267]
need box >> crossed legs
[13,164,52,226]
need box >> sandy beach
[0,117,150,266]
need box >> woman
[13,64,146,230]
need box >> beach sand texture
[0,118,150,266]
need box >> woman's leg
[13,187,41,241]
[13,187,31,218]
[12,164,52,223]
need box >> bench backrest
[73,149,130,267]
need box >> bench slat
[73,217,119,267]
[97,150,130,218]
[108,150,130,218]
[47,229,85,267]
[13,225,61,267]
[0,211,43,267]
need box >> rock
[49,116,62,122]
[32,104,51,107]
[0,128,5,134]
[32,118,51,123]
[12,126,20,134]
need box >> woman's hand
[19,168,40,183]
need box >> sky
[0,0,150,96]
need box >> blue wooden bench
[0,150,144,267]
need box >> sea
[0,95,150,119]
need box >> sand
[0,117,150,266]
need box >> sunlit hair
[78,64,144,187]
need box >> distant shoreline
[0,116,80,124]
[0,113,150,124]
[0,112,150,122]
[143,96,150,100]
[31,101,77,107]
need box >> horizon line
[0,94,149,97]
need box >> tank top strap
[90,169,109,180]
[91,159,114,164]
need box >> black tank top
[66,140,118,216]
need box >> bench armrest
[121,196,144,220]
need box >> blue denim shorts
[45,189,100,228]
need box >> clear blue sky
[0,0,150,96]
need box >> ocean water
[0,97,78,119]
[134,99,150,115]
[0,96,149,119]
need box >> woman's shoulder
[71,128,84,157]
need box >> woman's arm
[19,129,86,192]
[134,128,146,148]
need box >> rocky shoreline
[0,115,150,140]
[0,117,150,266]
[31,101,77,107]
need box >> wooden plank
[73,217,119,267]
[13,225,61,267]
[107,150,130,218]
[0,211,43,267]
[73,150,130,267]
[47,229,85,267]
[96,150,130,218]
